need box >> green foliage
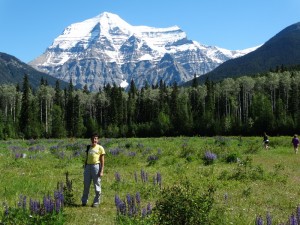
[2,69,300,138]
[1,190,65,225]
[152,181,221,225]
[1,207,65,225]
[202,151,217,165]
[224,152,240,163]
[180,142,197,162]
[0,137,299,224]
[61,172,76,206]
[51,105,67,138]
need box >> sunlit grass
[0,136,300,224]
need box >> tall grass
[0,136,299,224]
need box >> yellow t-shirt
[86,144,105,165]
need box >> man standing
[82,133,105,207]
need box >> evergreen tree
[65,80,75,137]
[251,93,275,134]
[54,80,63,108]
[127,80,137,128]
[73,94,86,137]
[204,78,216,135]
[19,74,31,138]
[51,105,67,138]
[83,84,90,94]
[192,73,198,88]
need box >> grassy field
[0,136,299,224]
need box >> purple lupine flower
[55,198,62,213]
[50,145,60,151]
[147,155,158,162]
[28,145,45,151]
[114,195,126,215]
[137,143,144,149]
[73,151,81,157]
[156,172,162,188]
[153,175,156,185]
[115,172,121,182]
[126,194,132,215]
[128,151,136,157]
[157,148,162,154]
[266,212,272,225]
[22,195,27,209]
[30,198,39,214]
[18,195,22,208]
[141,207,147,217]
[256,215,263,225]
[9,145,23,151]
[290,214,298,225]
[203,151,217,165]
[28,146,36,151]
[135,192,141,206]
[114,195,121,211]
[17,195,26,209]
[54,190,64,208]
[141,170,146,182]
[43,196,52,213]
[109,147,123,156]
[146,203,152,215]
[297,205,300,224]
[127,193,137,217]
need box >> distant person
[81,133,105,207]
[263,132,269,149]
[292,134,299,154]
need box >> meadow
[0,136,300,224]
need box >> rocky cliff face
[29,12,255,91]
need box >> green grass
[0,136,299,224]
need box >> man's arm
[99,154,104,177]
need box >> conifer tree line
[0,70,300,139]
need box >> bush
[203,151,217,165]
[152,181,219,225]
[225,152,240,163]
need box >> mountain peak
[96,11,133,33]
[30,12,254,91]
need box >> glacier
[29,12,258,91]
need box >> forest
[1,69,300,139]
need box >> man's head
[91,133,99,145]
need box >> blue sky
[0,0,299,63]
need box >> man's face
[91,136,99,145]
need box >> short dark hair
[91,133,99,139]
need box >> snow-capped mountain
[29,12,257,91]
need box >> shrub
[180,142,196,162]
[152,181,218,225]
[203,151,217,165]
[225,152,240,163]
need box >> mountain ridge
[29,12,255,91]
[0,52,69,90]
[190,21,300,84]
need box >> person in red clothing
[292,134,299,154]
